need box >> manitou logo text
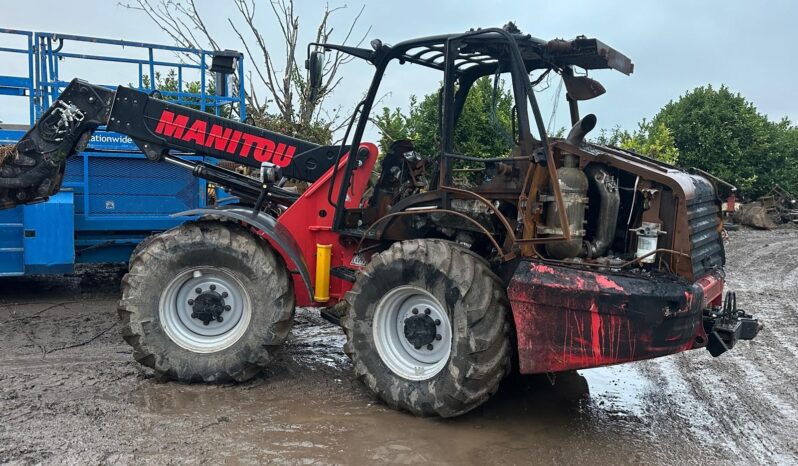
[154,110,296,166]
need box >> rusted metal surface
[507,259,722,374]
[551,141,722,281]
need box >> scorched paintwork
[508,261,724,373]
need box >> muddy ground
[0,228,796,465]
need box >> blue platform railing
[33,32,246,121]
[0,29,36,125]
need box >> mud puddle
[2,230,797,464]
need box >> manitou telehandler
[0,24,758,417]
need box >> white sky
[1,0,796,142]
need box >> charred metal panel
[686,175,724,277]
[508,260,709,374]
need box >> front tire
[119,220,294,382]
[343,239,511,417]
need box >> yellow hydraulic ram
[314,244,332,302]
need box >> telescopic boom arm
[0,79,340,209]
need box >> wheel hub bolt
[424,308,431,315]
[210,284,216,291]
[427,344,434,350]
[222,292,228,298]
[224,305,231,311]
[434,319,441,325]
[188,299,194,305]
[414,345,421,350]
[435,334,442,340]
[217,316,223,323]
[412,308,419,315]
[195,288,202,294]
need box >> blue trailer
[0,29,245,276]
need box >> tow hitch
[704,291,760,357]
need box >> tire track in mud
[2,233,798,464]
[727,229,798,360]
[635,357,744,463]
[630,228,798,464]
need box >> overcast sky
[1,0,796,139]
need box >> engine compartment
[359,125,724,283]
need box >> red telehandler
[0,25,758,417]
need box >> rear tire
[343,239,511,417]
[119,220,294,382]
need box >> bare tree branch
[123,0,369,144]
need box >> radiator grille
[686,179,724,277]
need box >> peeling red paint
[590,302,601,364]
[532,264,557,275]
[595,274,625,292]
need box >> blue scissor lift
[0,29,245,276]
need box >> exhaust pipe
[583,164,620,258]
[565,113,597,146]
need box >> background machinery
[0,24,758,417]
[0,29,244,275]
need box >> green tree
[592,122,679,165]
[618,120,679,165]
[650,84,793,197]
[373,77,514,158]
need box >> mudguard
[173,206,313,299]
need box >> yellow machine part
[314,244,332,302]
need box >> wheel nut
[210,284,216,291]
[424,308,431,315]
[435,319,441,325]
[195,288,202,294]
[427,344,434,350]
[203,321,209,326]
[224,305,231,311]
[222,292,228,298]
[414,345,421,350]
[412,308,419,315]
[435,334,442,341]
[188,299,194,305]
[217,316,223,323]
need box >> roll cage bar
[314,27,633,235]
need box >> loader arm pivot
[1,79,340,209]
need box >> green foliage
[593,85,798,198]
[373,77,514,158]
[373,106,411,154]
[592,121,679,165]
[593,125,626,147]
[375,77,797,199]
[453,77,515,158]
[620,120,679,165]
[651,84,795,198]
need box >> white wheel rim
[159,266,252,353]
[373,286,452,381]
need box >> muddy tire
[119,220,294,382]
[343,239,511,417]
